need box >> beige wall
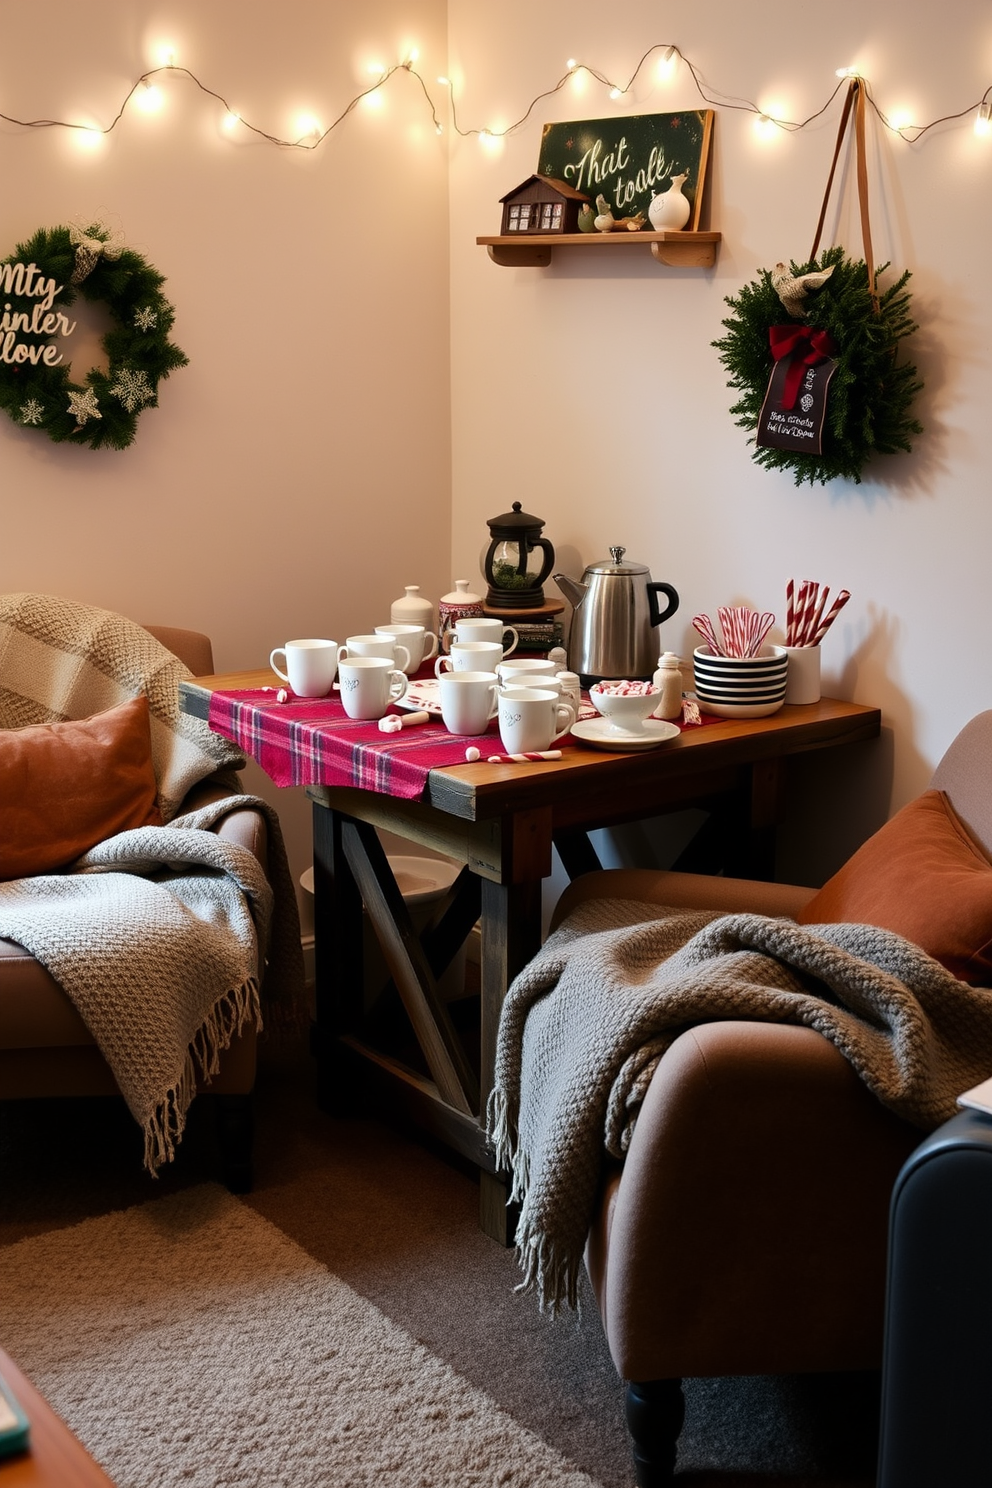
[448,0,992,882]
[4,2,991,894]
[0,0,452,886]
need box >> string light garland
[0,45,989,149]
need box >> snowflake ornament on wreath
[0,222,187,450]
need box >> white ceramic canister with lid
[391,585,436,633]
[651,652,683,720]
[438,579,485,640]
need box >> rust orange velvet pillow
[797,789,992,984]
[0,695,161,880]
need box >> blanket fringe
[142,978,261,1174]
[514,1223,582,1316]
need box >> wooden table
[0,1349,115,1487]
[182,671,880,1243]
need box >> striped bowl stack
[692,644,789,718]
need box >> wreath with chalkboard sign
[0,221,187,450]
[712,81,923,486]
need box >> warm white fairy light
[0,43,987,156]
[656,45,677,80]
[294,112,321,140]
[72,126,104,151]
[135,81,163,113]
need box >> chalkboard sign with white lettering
[537,111,714,230]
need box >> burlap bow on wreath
[713,78,923,486]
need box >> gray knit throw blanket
[487,897,992,1313]
[0,796,304,1171]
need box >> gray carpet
[0,1033,880,1486]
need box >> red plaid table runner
[207,686,721,802]
[208,687,511,800]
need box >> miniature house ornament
[483,503,556,608]
[499,176,589,235]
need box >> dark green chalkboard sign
[537,111,713,230]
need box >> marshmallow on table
[377,710,431,733]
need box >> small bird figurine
[593,194,617,232]
[577,202,596,233]
[617,212,647,231]
[770,261,835,319]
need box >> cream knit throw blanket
[487,897,992,1313]
[0,590,245,820]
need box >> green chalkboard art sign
[537,111,713,231]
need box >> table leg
[311,804,364,1114]
[478,873,544,1246]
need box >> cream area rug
[0,1185,604,1488]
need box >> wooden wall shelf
[477,230,721,269]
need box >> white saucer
[397,679,442,716]
[570,718,680,751]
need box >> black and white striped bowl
[692,644,788,718]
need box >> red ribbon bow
[769,325,838,410]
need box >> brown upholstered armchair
[0,619,268,1192]
[549,711,992,1485]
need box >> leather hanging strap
[809,78,878,312]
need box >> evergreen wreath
[712,244,923,486]
[0,223,187,451]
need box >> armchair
[0,609,274,1192]
[547,711,992,1485]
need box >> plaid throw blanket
[487,897,992,1312]
[0,591,245,820]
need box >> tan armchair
[0,621,267,1192]
[549,711,992,1485]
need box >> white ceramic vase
[648,173,691,231]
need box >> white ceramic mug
[375,623,438,672]
[499,674,565,698]
[498,687,576,754]
[269,638,339,697]
[445,617,518,655]
[435,640,505,677]
[496,657,558,687]
[337,634,411,674]
[337,656,408,720]
[437,669,499,736]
